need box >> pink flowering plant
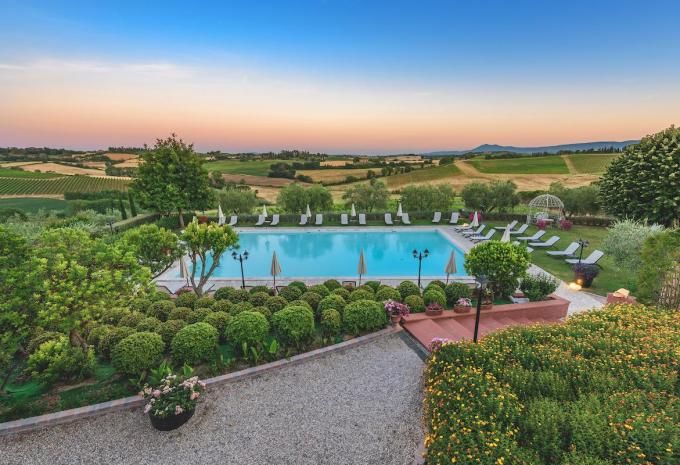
[429,337,450,352]
[456,297,472,307]
[140,364,205,418]
[384,299,410,317]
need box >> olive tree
[400,185,454,212]
[121,224,181,278]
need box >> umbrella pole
[446,273,450,284]
[359,274,362,286]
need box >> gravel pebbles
[0,333,425,465]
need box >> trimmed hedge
[397,281,420,299]
[375,286,401,302]
[423,288,446,306]
[174,292,198,309]
[343,300,387,335]
[148,300,175,321]
[225,311,270,349]
[404,295,425,313]
[279,286,302,302]
[170,322,219,365]
[156,319,187,346]
[111,332,164,376]
[265,296,288,313]
[320,308,342,337]
[271,305,315,348]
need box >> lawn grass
[204,159,290,176]
[467,156,570,174]
[385,163,462,187]
[0,167,60,178]
[566,153,619,174]
[0,197,69,213]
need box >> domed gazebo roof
[528,193,564,210]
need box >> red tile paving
[401,296,569,350]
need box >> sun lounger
[462,224,486,237]
[547,242,580,257]
[432,212,442,223]
[358,213,367,225]
[565,250,605,267]
[449,212,460,224]
[526,246,534,253]
[255,215,266,226]
[517,230,546,242]
[228,215,237,226]
[341,213,349,225]
[385,213,394,225]
[402,213,411,225]
[342,280,356,288]
[270,214,280,226]
[529,235,559,247]
[470,229,496,242]
[495,220,518,230]
[508,224,529,235]
[299,214,308,226]
[315,214,323,225]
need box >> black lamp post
[232,250,249,289]
[412,249,430,288]
[576,238,589,264]
[473,275,489,343]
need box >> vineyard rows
[0,176,129,195]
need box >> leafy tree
[132,134,214,228]
[461,181,519,212]
[461,182,491,211]
[342,180,390,212]
[121,224,181,278]
[117,194,128,220]
[306,184,333,211]
[219,188,258,214]
[277,183,308,213]
[210,171,226,189]
[549,182,601,217]
[637,229,680,307]
[400,185,454,211]
[464,241,530,298]
[601,219,664,275]
[127,191,138,217]
[181,220,239,295]
[599,126,680,225]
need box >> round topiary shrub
[174,292,198,309]
[148,290,172,302]
[213,286,234,301]
[465,241,530,299]
[111,332,164,376]
[288,281,307,293]
[98,326,136,359]
[147,300,175,321]
[265,296,288,313]
[229,288,251,303]
[272,306,315,348]
[332,287,351,300]
[308,284,330,298]
[397,281,421,300]
[318,294,346,317]
[203,311,231,339]
[249,291,270,307]
[364,281,381,292]
[404,295,425,313]
[212,299,232,314]
[194,296,215,309]
[300,291,322,312]
[156,319,186,346]
[168,306,192,322]
[130,297,152,314]
[186,307,211,324]
[252,305,273,321]
[118,312,145,328]
[355,285,375,296]
[136,316,162,332]
[225,311,270,349]
[86,325,114,348]
[426,280,446,291]
[375,286,401,302]
[323,279,341,291]
[231,301,254,315]
[423,289,446,307]
[320,308,342,337]
[343,300,387,335]
[171,322,219,365]
[279,286,302,302]
[249,285,271,295]
[285,300,313,312]
[99,307,130,325]
[350,289,375,302]
[444,282,472,307]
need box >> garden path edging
[0,326,401,437]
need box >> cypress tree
[127,191,138,217]
[118,195,128,220]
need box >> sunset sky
[1,0,679,154]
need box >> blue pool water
[180,230,467,279]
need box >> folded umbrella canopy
[470,211,479,228]
[306,204,312,218]
[357,250,367,286]
[271,251,282,290]
[262,204,268,218]
[351,203,357,217]
[218,204,226,225]
[397,202,403,217]
[445,250,457,284]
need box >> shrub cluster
[111,332,165,375]
[271,306,315,348]
[170,322,219,365]
[520,273,559,301]
[225,311,270,349]
[343,300,387,335]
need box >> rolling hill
[424,140,637,156]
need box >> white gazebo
[527,194,564,224]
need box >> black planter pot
[574,272,594,288]
[149,408,195,431]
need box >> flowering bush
[141,365,206,418]
[428,337,450,352]
[536,218,548,230]
[426,302,444,313]
[456,297,472,307]
[384,299,410,317]
[558,219,572,230]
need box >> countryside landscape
[1,2,679,465]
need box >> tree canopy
[342,180,390,212]
[461,181,519,212]
[219,188,258,214]
[400,185,454,212]
[277,183,333,213]
[549,182,601,217]
[121,224,181,278]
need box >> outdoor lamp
[473,275,489,343]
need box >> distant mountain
[423,140,638,156]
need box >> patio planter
[425,307,444,316]
[574,272,594,288]
[480,303,493,311]
[390,314,402,325]
[453,304,471,314]
[149,408,195,431]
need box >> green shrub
[355,284,375,295]
[156,319,187,346]
[288,281,307,293]
[320,309,342,337]
[426,280,446,291]
[252,306,272,321]
[98,326,136,359]
[229,288,250,303]
[279,285,302,302]
[27,331,64,354]
[249,291,270,307]
[397,281,421,299]
[308,284,330,297]
[249,285,271,295]
[444,282,472,306]
[375,286,401,302]
[111,332,165,376]
[520,398,569,463]
[170,322,219,365]
[272,306,315,348]
[194,296,215,309]
[213,286,234,301]
[423,289,446,307]
[637,229,680,307]
[300,291,322,312]
[601,219,664,274]
[322,279,341,290]
[86,325,114,348]
[404,295,425,313]
[350,289,375,302]
[285,299,313,312]
[364,280,381,292]
[26,337,96,385]
[99,306,130,325]
[212,299,232,313]
[147,300,175,321]
[186,307,211,324]
[318,294,346,318]
[231,301,254,315]
[465,241,530,298]
[168,306,192,322]
[203,311,231,339]
[331,287,350,300]
[148,290,172,302]
[136,316,162,332]
[343,300,387,335]
[225,311,270,349]
[520,273,560,301]
[118,312,145,328]
[174,291,198,309]
[130,297,152,313]
[265,296,288,313]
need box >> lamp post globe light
[232,250,249,289]
[473,275,489,343]
[412,248,430,288]
[576,238,589,264]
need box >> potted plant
[480,288,494,311]
[140,364,206,431]
[425,302,444,316]
[572,263,600,288]
[384,300,410,325]
[453,297,472,314]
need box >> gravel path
[0,333,425,465]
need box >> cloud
[0,58,193,78]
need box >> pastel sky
[1,0,679,154]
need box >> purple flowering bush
[140,365,205,418]
[429,337,450,352]
[426,302,444,313]
[384,299,410,317]
[456,298,472,307]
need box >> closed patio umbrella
[351,203,357,217]
[470,211,479,227]
[397,202,403,217]
[218,204,225,225]
[357,250,367,286]
[500,225,511,242]
[179,257,190,286]
[271,251,282,290]
[262,205,268,218]
[306,204,312,218]
[445,251,457,284]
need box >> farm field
[466,156,570,174]
[19,162,104,176]
[204,159,290,176]
[0,197,68,213]
[0,176,129,195]
[566,153,618,173]
[102,152,138,161]
[0,167,60,178]
[385,163,462,187]
[297,168,372,183]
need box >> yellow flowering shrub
[423,304,680,465]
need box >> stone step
[433,318,473,341]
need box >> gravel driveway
[0,333,425,465]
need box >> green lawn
[0,167,60,178]
[385,163,462,187]
[566,153,619,174]
[203,159,290,176]
[0,197,69,213]
[467,156,570,174]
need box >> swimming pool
[180,229,467,279]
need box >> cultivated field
[19,162,105,176]
[0,197,68,213]
[567,153,618,173]
[204,159,290,176]
[385,163,462,188]
[466,156,570,174]
[297,168,372,183]
[102,153,138,161]
[0,167,60,178]
[0,176,129,195]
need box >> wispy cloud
[0,58,193,78]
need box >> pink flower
[175,405,184,415]
[190,391,200,400]
[152,390,161,398]
[144,404,152,414]
[198,381,206,389]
